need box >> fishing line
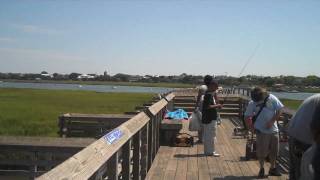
[224,43,260,99]
[238,43,260,77]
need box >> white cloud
[12,24,61,34]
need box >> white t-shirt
[245,94,284,134]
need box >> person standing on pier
[195,75,213,143]
[202,79,222,156]
[245,87,284,178]
[287,94,320,180]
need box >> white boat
[112,86,117,89]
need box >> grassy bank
[1,79,194,88]
[0,88,153,137]
[280,99,303,110]
[301,88,320,93]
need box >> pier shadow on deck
[146,119,289,180]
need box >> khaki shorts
[256,131,279,160]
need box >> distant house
[77,74,95,80]
[129,75,142,82]
[41,72,53,78]
[273,84,285,88]
[273,84,286,92]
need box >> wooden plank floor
[146,119,289,180]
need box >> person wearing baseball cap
[202,79,223,156]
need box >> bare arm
[266,108,283,128]
[203,93,222,110]
[209,104,223,109]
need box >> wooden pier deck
[146,119,289,180]
[36,89,293,180]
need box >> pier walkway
[37,88,291,180]
[146,118,288,180]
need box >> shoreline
[0,79,194,88]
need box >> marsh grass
[280,98,303,110]
[0,88,153,137]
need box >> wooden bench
[58,113,134,138]
[160,119,184,145]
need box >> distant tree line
[1,72,320,87]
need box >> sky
[0,1,319,77]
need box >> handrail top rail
[61,113,134,118]
[0,136,95,148]
[148,98,168,116]
[164,93,175,102]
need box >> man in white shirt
[245,87,284,178]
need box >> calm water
[270,92,317,101]
[0,82,175,94]
[0,82,317,100]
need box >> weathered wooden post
[121,141,131,180]
[106,152,119,180]
[133,131,142,180]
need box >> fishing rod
[223,43,260,101]
[224,43,260,135]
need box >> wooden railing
[37,93,175,180]
[221,87,251,97]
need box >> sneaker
[269,168,281,176]
[258,168,265,178]
[213,152,220,157]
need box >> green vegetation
[280,99,303,110]
[301,88,320,93]
[3,79,194,88]
[0,88,153,137]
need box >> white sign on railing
[104,128,123,144]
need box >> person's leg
[197,111,203,143]
[217,114,221,125]
[212,121,220,156]
[203,121,214,155]
[269,133,279,168]
[256,132,269,177]
[289,138,311,179]
[268,133,281,176]
[198,127,203,143]
[289,137,297,180]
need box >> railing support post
[133,131,141,180]
[106,152,119,180]
[122,140,131,180]
[140,125,149,179]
